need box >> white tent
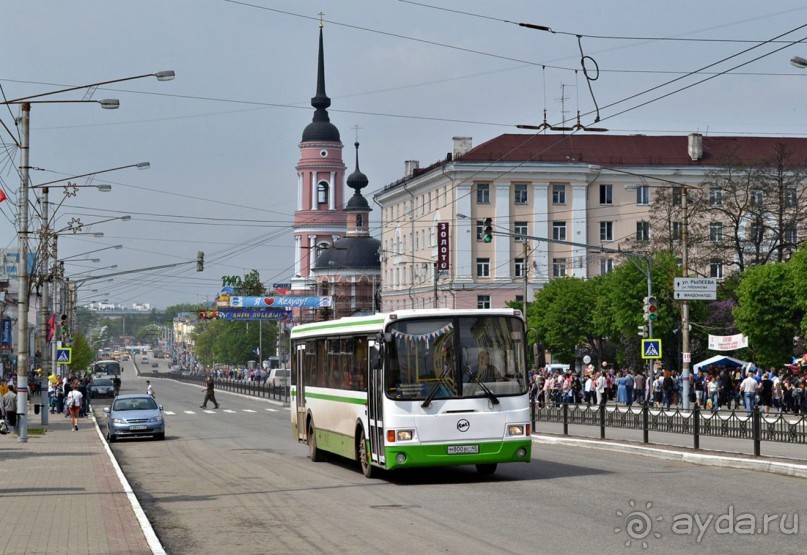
[693,354,747,374]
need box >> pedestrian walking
[65,382,83,431]
[201,374,219,409]
[146,380,156,398]
[2,384,17,432]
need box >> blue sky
[1,0,806,308]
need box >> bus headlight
[507,424,525,436]
[397,429,414,441]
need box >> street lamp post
[6,70,173,442]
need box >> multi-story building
[373,133,807,311]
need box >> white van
[268,368,290,388]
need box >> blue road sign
[641,339,662,359]
[56,348,72,364]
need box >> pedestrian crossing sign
[56,347,72,364]
[641,339,662,359]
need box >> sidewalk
[0,404,163,555]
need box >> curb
[91,410,167,555]
[533,434,807,479]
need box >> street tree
[733,262,801,368]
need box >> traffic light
[197,251,204,272]
[483,217,493,243]
[647,296,658,321]
[643,296,658,321]
[59,314,69,337]
[637,325,648,338]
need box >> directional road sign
[56,347,72,364]
[674,277,717,300]
[641,339,662,359]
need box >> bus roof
[290,308,522,339]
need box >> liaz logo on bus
[457,419,470,432]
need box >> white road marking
[243,409,257,413]
[164,411,176,415]
[265,408,278,412]
[223,409,237,413]
[183,410,196,414]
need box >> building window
[600,221,613,242]
[710,260,724,279]
[672,186,682,207]
[636,221,650,241]
[552,221,567,241]
[514,183,528,205]
[317,181,329,204]
[750,189,764,206]
[476,183,490,204]
[784,224,797,246]
[476,258,490,277]
[785,188,797,208]
[477,295,491,309]
[599,184,613,205]
[636,186,650,205]
[709,186,723,207]
[515,258,525,277]
[514,221,528,240]
[600,258,614,274]
[552,258,567,278]
[515,295,524,305]
[709,222,723,243]
[475,220,484,241]
[552,184,566,205]
[672,221,682,241]
[749,223,764,242]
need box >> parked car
[151,362,159,368]
[104,394,165,442]
[90,377,115,398]
[141,356,148,364]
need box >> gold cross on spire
[318,12,325,29]
[352,125,362,142]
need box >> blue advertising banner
[217,308,291,321]
[1,317,12,348]
[230,296,332,308]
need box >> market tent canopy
[693,355,747,373]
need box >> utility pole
[16,102,31,442]
[433,262,439,308]
[38,186,50,425]
[681,186,691,409]
[522,239,529,317]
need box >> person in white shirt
[146,380,155,398]
[739,371,758,414]
[65,382,83,431]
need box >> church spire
[302,26,340,142]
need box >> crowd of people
[528,362,807,416]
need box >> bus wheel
[308,421,324,462]
[475,463,497,476]
[358,428,377,479]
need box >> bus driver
[476,350,500,382]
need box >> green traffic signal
[483,217,493,243]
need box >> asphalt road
[96,365,805,555]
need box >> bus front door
[366,341,384,467]
[295,344,307,443]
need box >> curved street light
[5,71,173,441]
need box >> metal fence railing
[532,402,807,457]
[138,371,291,404]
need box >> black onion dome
[313,237,381,270]
[345,141,370,210]
[302,27,341,143]
[346,142,368,191]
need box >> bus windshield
[385,315,527,400]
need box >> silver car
[103,394,165,442]
[90,377,115,398]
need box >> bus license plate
[447,445,479,455]
[129,425,148,431]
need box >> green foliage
[69,332,95,374]
[192,319,278,366]
[790,247,807,336]
[734,262,801,368]
[236,270,266,296]
[528,277,598,364]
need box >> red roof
[457,134,807,167]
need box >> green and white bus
[290,308,532,478]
